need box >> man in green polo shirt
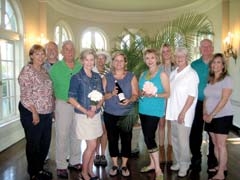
[50,40,82,179]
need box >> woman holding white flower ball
[68,49,104,180]
[139,48,170,180]
[165,47,199,177]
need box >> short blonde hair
[143,48,160,65]
[80,49,97,61]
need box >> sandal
[208,167,228,176]
[109,166,119,176]
[121,167,130,177]
[208,167,218,173]
[140,166,155,173]
[80,172,90,180]
[209,177,225,180]
[155,174,164,180]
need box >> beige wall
[21,0,224,59]
[229,0,240,50]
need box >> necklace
[146,68,158,80]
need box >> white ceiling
[46,0,221,23]
[66,0,199,11]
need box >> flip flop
[140,166,155,173]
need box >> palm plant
[145,12,214,59]
[112,12,214,75]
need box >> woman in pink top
[18,44,54,180]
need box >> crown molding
[45,0,222,23]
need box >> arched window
[0,0,22,124]
[81,28,107,50]
[54,22,72,47]
[54,21,72,59]
[120,31,143,50]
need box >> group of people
[18,38,233,180]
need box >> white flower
[88,90,103,105]
[143,81,157,95]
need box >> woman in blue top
[68,49,104,180]
[139,48,170,180]
[102,51,138,177]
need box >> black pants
[19,102,52,177]
[189,100,217,169]
[104,112,132,158]
[139,113,159,151]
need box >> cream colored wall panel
[0,120,24,152]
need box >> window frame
[0,0,23,125]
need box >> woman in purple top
[203,53,233,180]
[18,44,54,180]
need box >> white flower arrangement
[142,81,158,95]
[88,90,103,105]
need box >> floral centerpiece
[88,90,103,105]
[142,81,157,95]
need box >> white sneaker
[178,165,189,177]
[170,164,180,171]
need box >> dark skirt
[204,115,233,134]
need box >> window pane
[121,34,130,49]
[82,31,92,48]
[54,24,71,49]
[174,33,184,47]
[1,42,13,60]
[0,40,16,123]
[2,97,15,118]
[54,26,60,44]
[5,1,17,31]
[135,35,143,49]
[62,28,69,42]
[95,32,105,50]
[2,61,14,79]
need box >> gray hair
[62,40,74,50]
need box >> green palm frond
[144,12,214,59]
[112,12,214,74]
